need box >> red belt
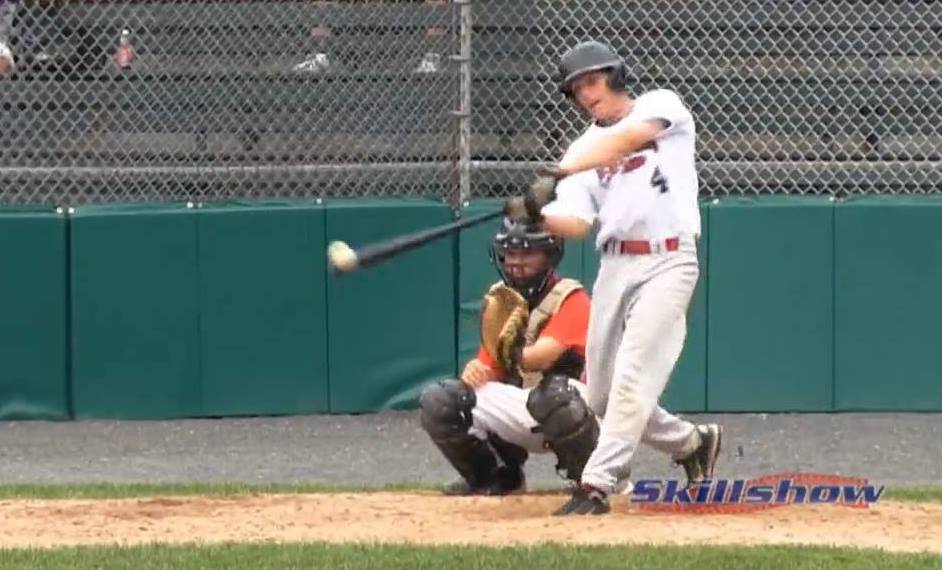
[602,237,680,255]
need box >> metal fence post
[453,0,472,207]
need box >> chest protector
[501,278,585,389]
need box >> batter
[505,40,723,515]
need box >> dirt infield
[0,492,939,553]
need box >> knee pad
[419,379,476,443]
[527,374,599,482]
[419,379,498,486]
[526,374,590,429]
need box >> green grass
[1,481,940,502]
[883,486,942,503]
[0,543,939,570]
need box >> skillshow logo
[630,473,884,513]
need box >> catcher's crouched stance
[419,219,596,495]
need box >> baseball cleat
[442,479,486,496]
[554,484,610,516]
[677,423,723,488]
[442,465,525,496]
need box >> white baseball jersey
[543,89,700,248]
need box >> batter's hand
[527,165,566,218]
[461,358,495,389]
[536,164,567,181]
[503,196,529,222]
[503,165,564,223]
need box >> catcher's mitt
[480,283,529,380]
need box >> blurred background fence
[0,0,939,206]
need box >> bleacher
[1,0,939,204]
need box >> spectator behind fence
[0,0,14,77]
[19,0,65,66]
[0,0,68,77]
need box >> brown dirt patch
[0,492,939,553]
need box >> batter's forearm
[557,120,664,176]
[558,143,627,175]
[542,214,592,240]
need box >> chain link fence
[0,0,461,205]
[1,1,939,206]
[472,0,942,197]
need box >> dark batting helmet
[490,217,564,305]
[557,40,628,97]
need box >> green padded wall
[13,196,939,420]
[664,203,709,412]
[0,209,69,420]
[198,202,328,416]
[707,196,833,411]
[580,202,709,412]
[326,199,456,412]
[457,199,583,368]
[834,196,942,410]
[70,204,201,419]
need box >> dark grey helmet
[558,40,628,97]
[489,217,564,304]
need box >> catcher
[418,217,597,495]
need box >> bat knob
[327,241,359,273]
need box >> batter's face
[570,70,627,123]
[502,248,550,281]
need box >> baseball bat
[327,208,504,274]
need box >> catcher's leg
[526,374,600,484]
[471,380,547,452]
[470,380,549,493]
[419,379,501,495]
[486,432,528,493]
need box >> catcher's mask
[558,40,628,98]
[490,218,564,305]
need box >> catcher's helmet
[490,217,564,304]
[558,40,628,97]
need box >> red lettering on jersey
[620,155,647,174]
[595,155,647,187]
[638,140,659,152]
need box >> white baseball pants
[580,236,702,493]
[469,379,587,454]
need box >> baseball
[327,240,358,272]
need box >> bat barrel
[334,208,504,273]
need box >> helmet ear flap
[563,63,628,101]
[607,64,628,91]
[559,74,575,99]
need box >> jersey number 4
[651,167,669,194]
